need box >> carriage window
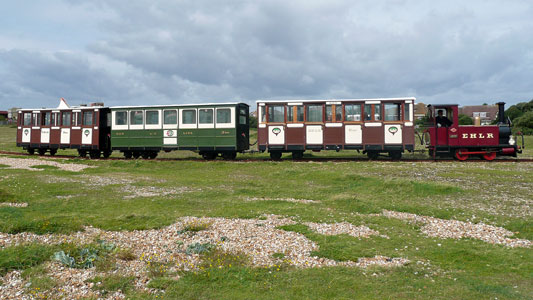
[268,105,285,123]
[53,112,59,126]
[384,103,400,121]
[287,105,304,122]
[404,103,410,121]
[83,111,93,126]
[375,104,382,121]
[43,112,51,126]
[364,104,372,121]
[325,105,333,122]
[130,111,143,125]
[345,104,361,121]
[306,105,323,122]
[74,112,81,126]
[336,105,342,122]
[199,109,214,124]
[115,111,127,125]
[32,113,39,126]
[259,106,266,123]
[216,109,231,124]
[164,110,177,124]
[62,112,71,126]
[23,113,31,125]
[182,109,196,124]
[146,111,159,125]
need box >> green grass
[0,126,532,299]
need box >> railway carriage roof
[256,97,416,103]
[110,102,247,109]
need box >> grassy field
[0,125,532,299]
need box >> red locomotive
[424,102,522,160]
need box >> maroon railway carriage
[16,99,112,158]
[424,102,522,161]
[257,98,416,159]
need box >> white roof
[256,97,416,103]
[110,102,246,109]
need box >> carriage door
[384,103,402,144]
[22,112,32,143]
[344,103,362,144]
[305,104,323,145]
[267,105,285,145]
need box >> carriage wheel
[38,148,46,156]
[222,152,237,160]
[292,151,304,160]
[149,151,158,159]
[78,150,87,157]
[141,152,151,159]
[455,149,469,161]
[123,151,133,159]
[270,151,282,160]
[27,148,35,155]
[482,152,496,161]
[49,149,57,156]
[132,152,141,159]
[103,150,112,159]
[367,151,379,160]
[89,150,101,159]
[389,151,402,160]
[202,152,217,160]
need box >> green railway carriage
[110,103,250,159]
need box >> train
[15,97,523,161]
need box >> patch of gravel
[245,197,320,204]
[304,221,380,238]
[0,202,27,208]
[383,210,532,248]
[122,185,194,199]
[0,156,91,172]
[0,215,408,299]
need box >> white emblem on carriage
[272,127,281,136]
[388,126,398,135]
[84,129,90,137]
[165,130,174,137]
[24,129,29,136]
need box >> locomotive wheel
[292,151,304,160]
[482,152,496,161]
[270,151,282,161]
[49,149,57,156]
[455,149,469,161]
[389,151,402,160]
[124,151,133,159]
[27,148,35,155]
[132,152,141,159]
[367,151,379,160]
[38,148,46,156]
[89,150,101,159]
[149,151,158,159]
[202,152,217,160]
[222,152,237,160]
[78,150,87,157]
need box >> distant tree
[514,111,533,135]
[249,114,258,128]
[483,103,488,105]
[0,115,5,121]
[458,114,474,125]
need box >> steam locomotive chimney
[496,102,506,124]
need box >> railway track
[1,150,532,163]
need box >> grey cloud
[2,0,533,110]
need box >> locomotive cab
[424,103,522,161]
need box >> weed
[272,252,285,259]
[116,248,136,261]
[88,274,135,295]
[178,219,213,235]
[185,243,215,255]
[0,244,55,275]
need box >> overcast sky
[1,0,533,110]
